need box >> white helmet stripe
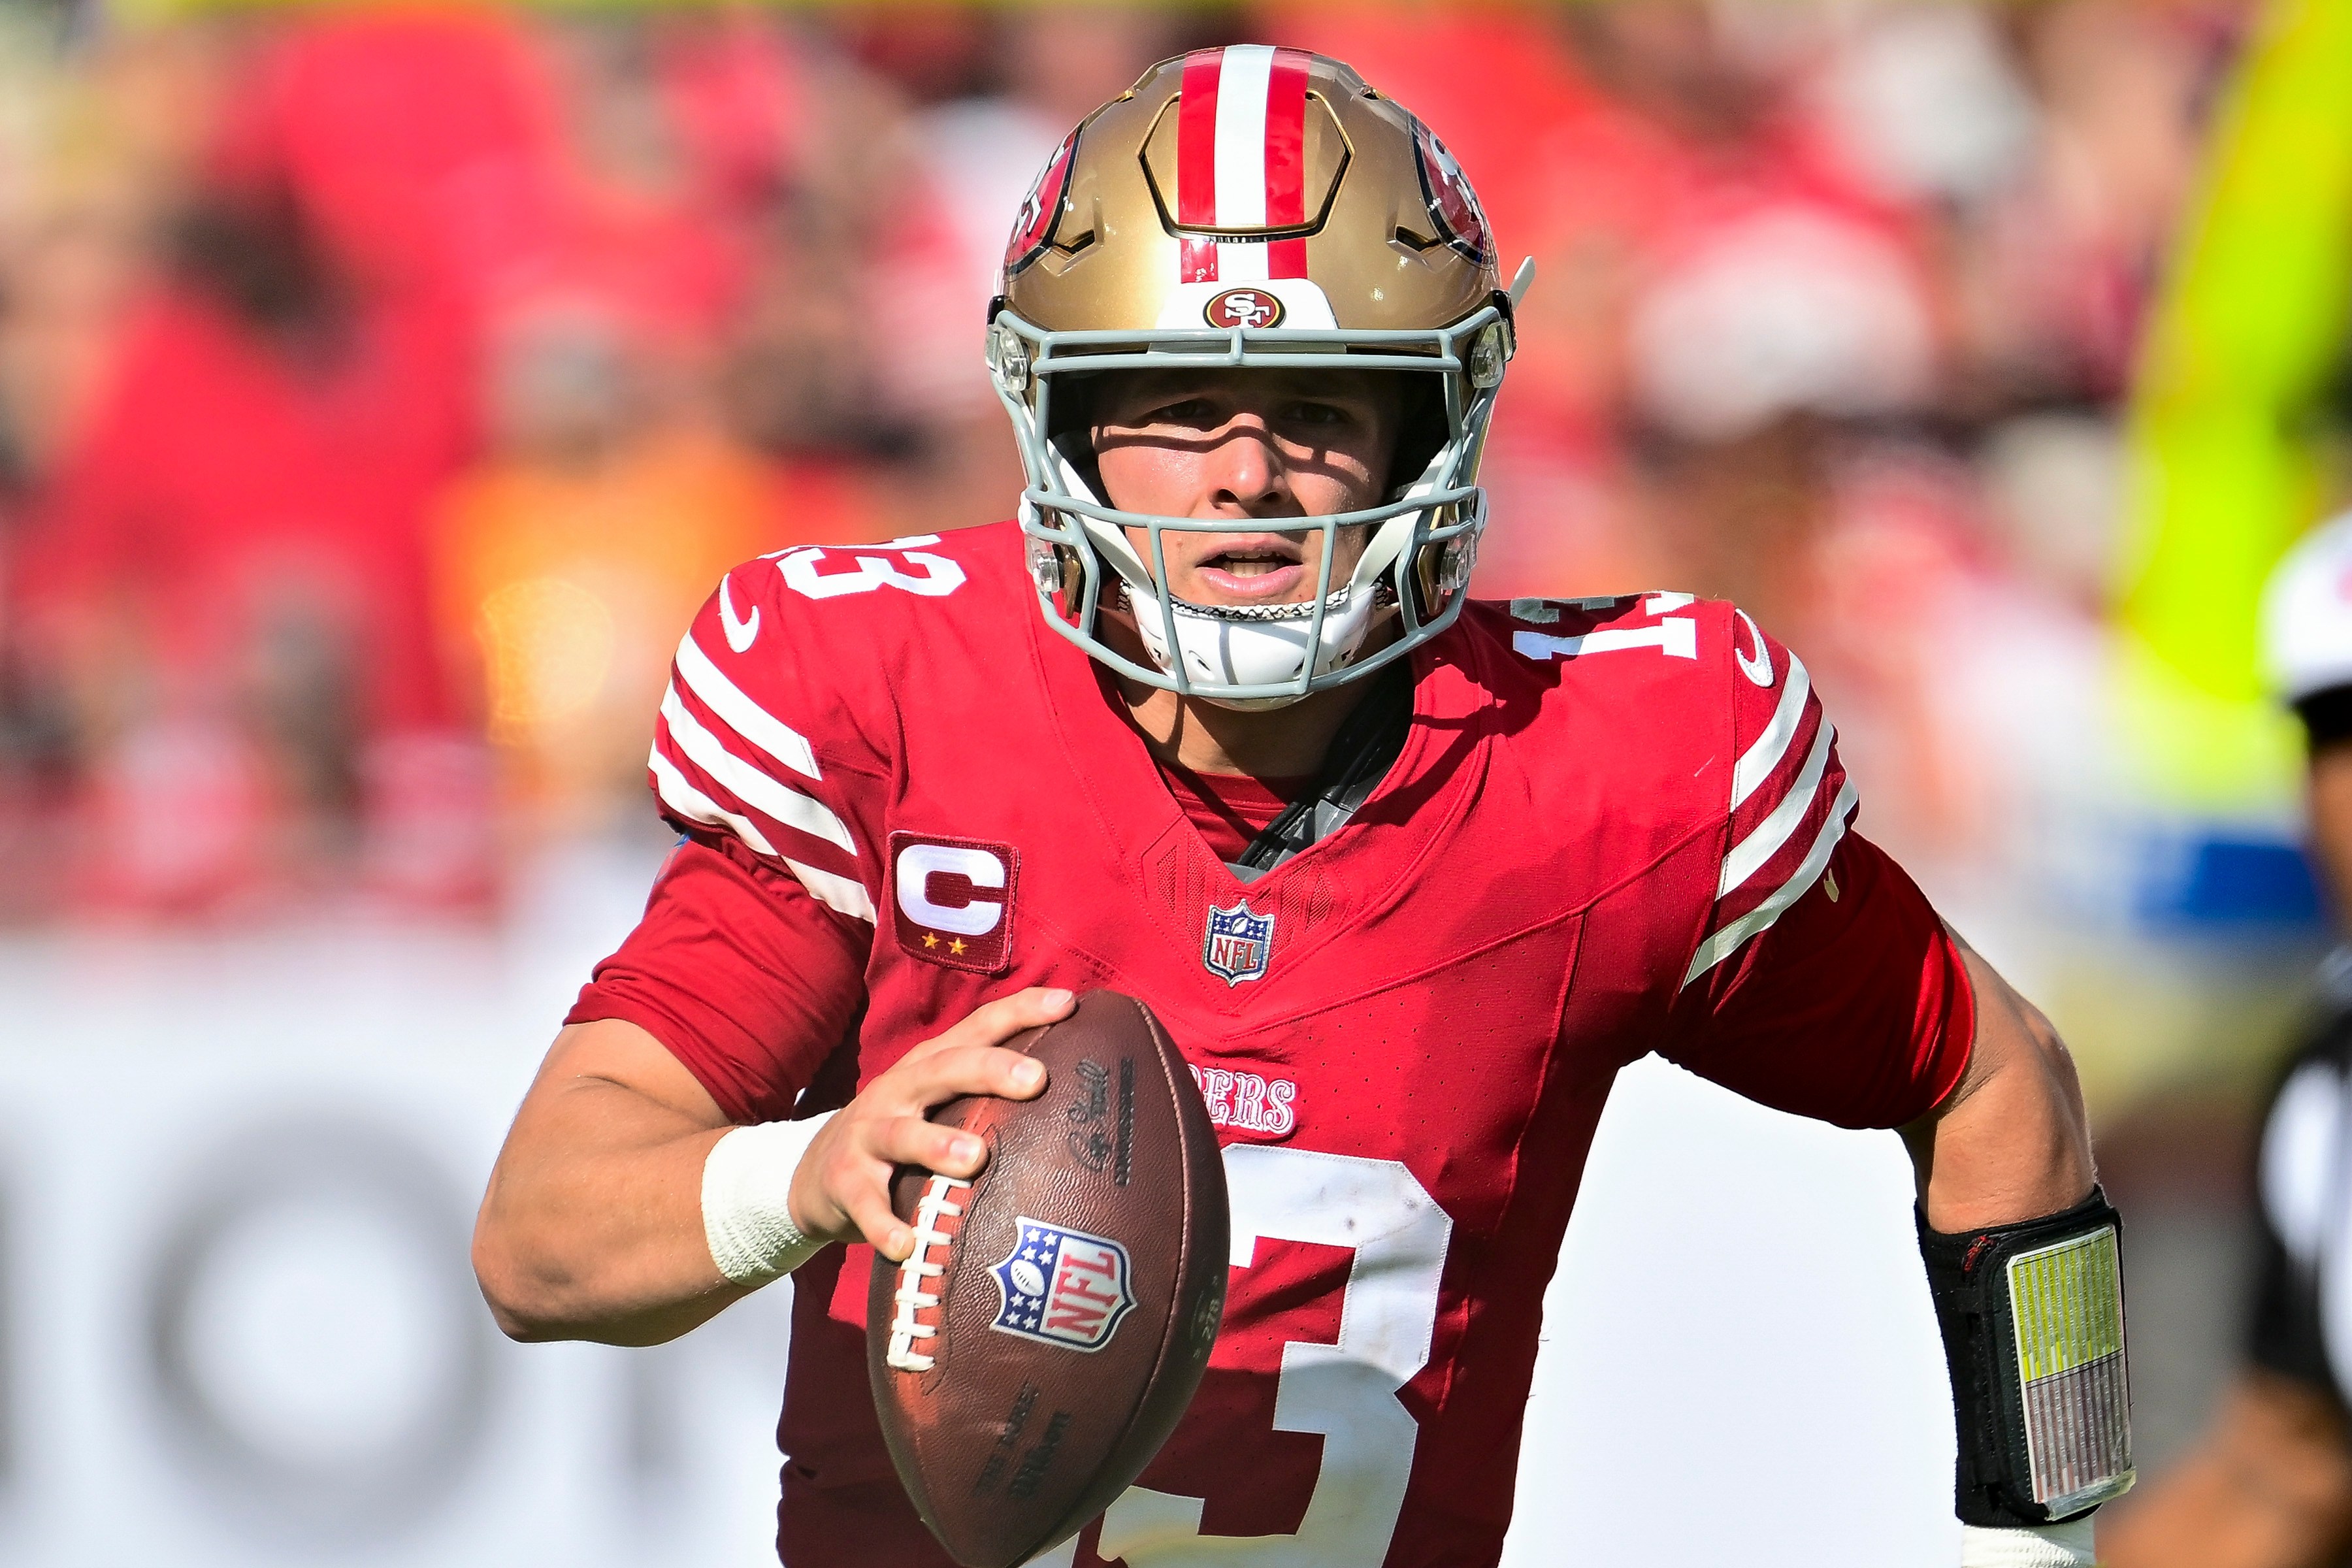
[1217,241,1271,284]
[1213,45,1275,228]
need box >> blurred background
[0,0,2327,1561]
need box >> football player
[2097,514,2352,1568]
[474,50,2128,1568]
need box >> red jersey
[571,521,1972,1568]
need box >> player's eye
[1147,398,1222,427]
[1281,400,1354,429]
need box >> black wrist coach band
[1918,1186,2133,1528]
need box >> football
[866,989,1229,1568]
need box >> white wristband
[701,1113,836,1286]
[1959,1518,2097,1567]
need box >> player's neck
[1119,679,1379,779]
[1102,615,1405,779]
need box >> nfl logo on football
[989,1218,1137,1352]
[1202,899,1275,986]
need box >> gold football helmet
[988,46,1529,708]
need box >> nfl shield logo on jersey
[1202,899,1275,986]
[989,1218,1136,1352]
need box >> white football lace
[885,1173,970,1373]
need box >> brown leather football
[866,989,1228,1568]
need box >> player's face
[1090,368,1401,608]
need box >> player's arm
[1901,942,2126,1567]
[472,828,1068,1346]
[1896,937,2093,1235]
[1674,846,2125,1563]
[474,992,1067,1347]
[1667,613,2125,1565]
[474,1017,745,1347]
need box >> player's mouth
[1190,537,1310,602]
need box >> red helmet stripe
[1181,237,1219,285]
[1262,49,1308,227]
[1177,48,1223,283]
[1264,47,1311,280]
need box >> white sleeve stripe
[648,749,876,923]
[1682,776,1859,988]
[650,747,776,857]
[660,688,857,855]
[673,631,822,783]
[1731,652,1811,810]
[777,857,875,923]
[1719,717,1835,900]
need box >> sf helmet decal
[1004,129,1079,277]
[1413,121,1494,266]
[1205,287,1286,330]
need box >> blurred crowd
[0,0,2251,923]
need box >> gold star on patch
[949,937,967,956]
[922,932,939,949]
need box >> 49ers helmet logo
[1205,288,1284,330]
[1004,129,1079,277]
[1413,122,1494,265]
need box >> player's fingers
[882,988,1068,1099]
[841,1179,915,1263]
[921,987,1075,1058]
[823,1115,991,1260]
[860,1113,991,1182]
[894,1043,1048,1109]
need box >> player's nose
[1202,417,1291,515]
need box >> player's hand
[787,987,1070,1262]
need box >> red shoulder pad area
[651,580,874,924]
[1681,605,1857,988]
[649,533,997,926]
[1644,604,1973,1130]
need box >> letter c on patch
[896,842,1008,936]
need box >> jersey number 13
[1067,1146,1454,1567]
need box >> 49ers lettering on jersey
[1187,1063,1298,1139]
[892,834,1019,973]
